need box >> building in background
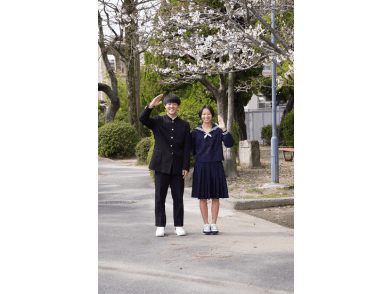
[244,63,287,143]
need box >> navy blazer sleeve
[222,130,235,148]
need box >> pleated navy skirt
[191,162,229,199]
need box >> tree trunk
[125,42,141,132]
[98,83,120,122]
[198,74,227,121]
[234,92,247,141]
[135,48,141,137]
[219,74,228,123]
[222,72,239,178]
[124,0,141,137]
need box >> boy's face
[165,102,179,117]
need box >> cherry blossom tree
[144,0,294,177]
[146,0,293,84]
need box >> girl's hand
[216,115,226,131]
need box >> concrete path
[98,157,294,294]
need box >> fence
[244,107,286,143]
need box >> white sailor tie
[204,132,212,139]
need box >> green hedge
[98,121,140,158]
[281,110,294,147]
[261,124,279,146]
[98,113,105,128]
[260,110,294,147]
[146,131,156,181]
[135,137,152,165]
[98,120,105,128]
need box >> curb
[220,197,294,210]
[185,188,293,210]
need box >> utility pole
[271,0,279,182]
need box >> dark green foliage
[98,121,140,158]
[135,137,153,165]
[258,77,293,105]
[260,110,293,147]
[99,113,106,128]
[146,130,156,181]
[176,87,217,129]
[280,110,294,147]
[261,124,279,146]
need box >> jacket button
[170,145,172,147]
[171,137,173,139]
[172,129,174,131]
[172,152,173,154]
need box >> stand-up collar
[166,114,178,121]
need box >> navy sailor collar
[195,124,219,138]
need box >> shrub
[135,137,152,165]
[261,124,279,146]
[146,131,156,181]
[98,120,105,128]
[98,112,105,128]
[281,110,294,147]
[98,121,140,158]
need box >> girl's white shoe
[210,223,219,235]
[203,224,211,235]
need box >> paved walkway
[98,157,294,293]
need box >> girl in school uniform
[190,105,235,235]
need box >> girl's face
[201,108,212,124]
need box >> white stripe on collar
[195,125,219,138]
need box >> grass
[245,188,264,195]
[243,192,289,199]
[227,183,237,192]
[263,192,288,198]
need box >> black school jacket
[139,106,191,175]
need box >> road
[98,157,294,294]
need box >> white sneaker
[174,227,186,236]
[156,227,165,237]
[203,224,211,235]
[211,223,219,235]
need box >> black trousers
[154,169,184,227]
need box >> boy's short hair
[163,94,181,106]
